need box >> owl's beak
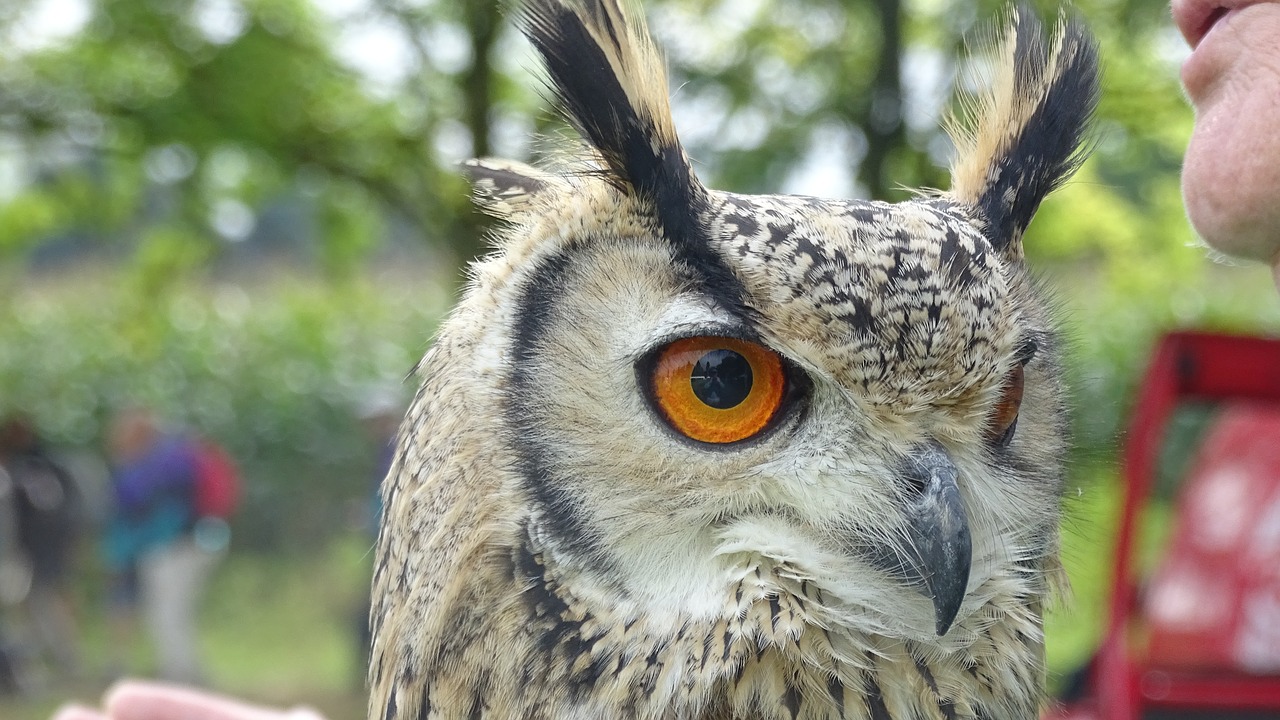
[901,442,972,637]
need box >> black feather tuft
[980,11,1100,249]
[947,7,1101,252]
[520,0,707,247]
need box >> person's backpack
[192,440,240,519]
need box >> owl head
[371,1,1098,717]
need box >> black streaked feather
[519,0,755,317]
[519,0,706,248]
[463,159,549,203]
[508,249,615,567]
[979,10,1099,249]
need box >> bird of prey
[369,1,1098,718]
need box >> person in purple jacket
[103,408,221,685]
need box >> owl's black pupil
[690,349,753,409]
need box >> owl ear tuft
[520,0,706,245]
[462,158,563,221]
[946,7,1100,253]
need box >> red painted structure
[1048,331,1280,720]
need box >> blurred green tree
[0,0,474,284]
[0,0,1195,277]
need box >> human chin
[1181,5,1280,263]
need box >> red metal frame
[1094,331,1280,720]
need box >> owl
[368,1,1098,718]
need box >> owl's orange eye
[986,364,1025,447]
[649,336,787,444]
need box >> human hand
[52,680,328,720]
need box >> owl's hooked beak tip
[901,442,972,637]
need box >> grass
[1047,465,1124,685]
[1,534,375,720]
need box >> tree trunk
[859,0,905,200]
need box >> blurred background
[0,0,1277,717]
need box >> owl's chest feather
[512,544,1044,720]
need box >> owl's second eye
[648,336,786,444]
[986,364,1025,447]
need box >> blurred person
[103,408,225,685]
[1172,0,1280,286]
[0,452,35,694]
[360,394,401,528]
[351,391,403,683]
[0,414,85,681]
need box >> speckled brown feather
[369,2,1096,719]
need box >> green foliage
[0,0,1211,277]
[0,272,445,549]
[0,0,469,276]
[318,183,383,282]
[0,189,63,253]
[1055,260,1280,457]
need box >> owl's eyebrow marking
[523,0,753,321]
[524,0,701,243]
